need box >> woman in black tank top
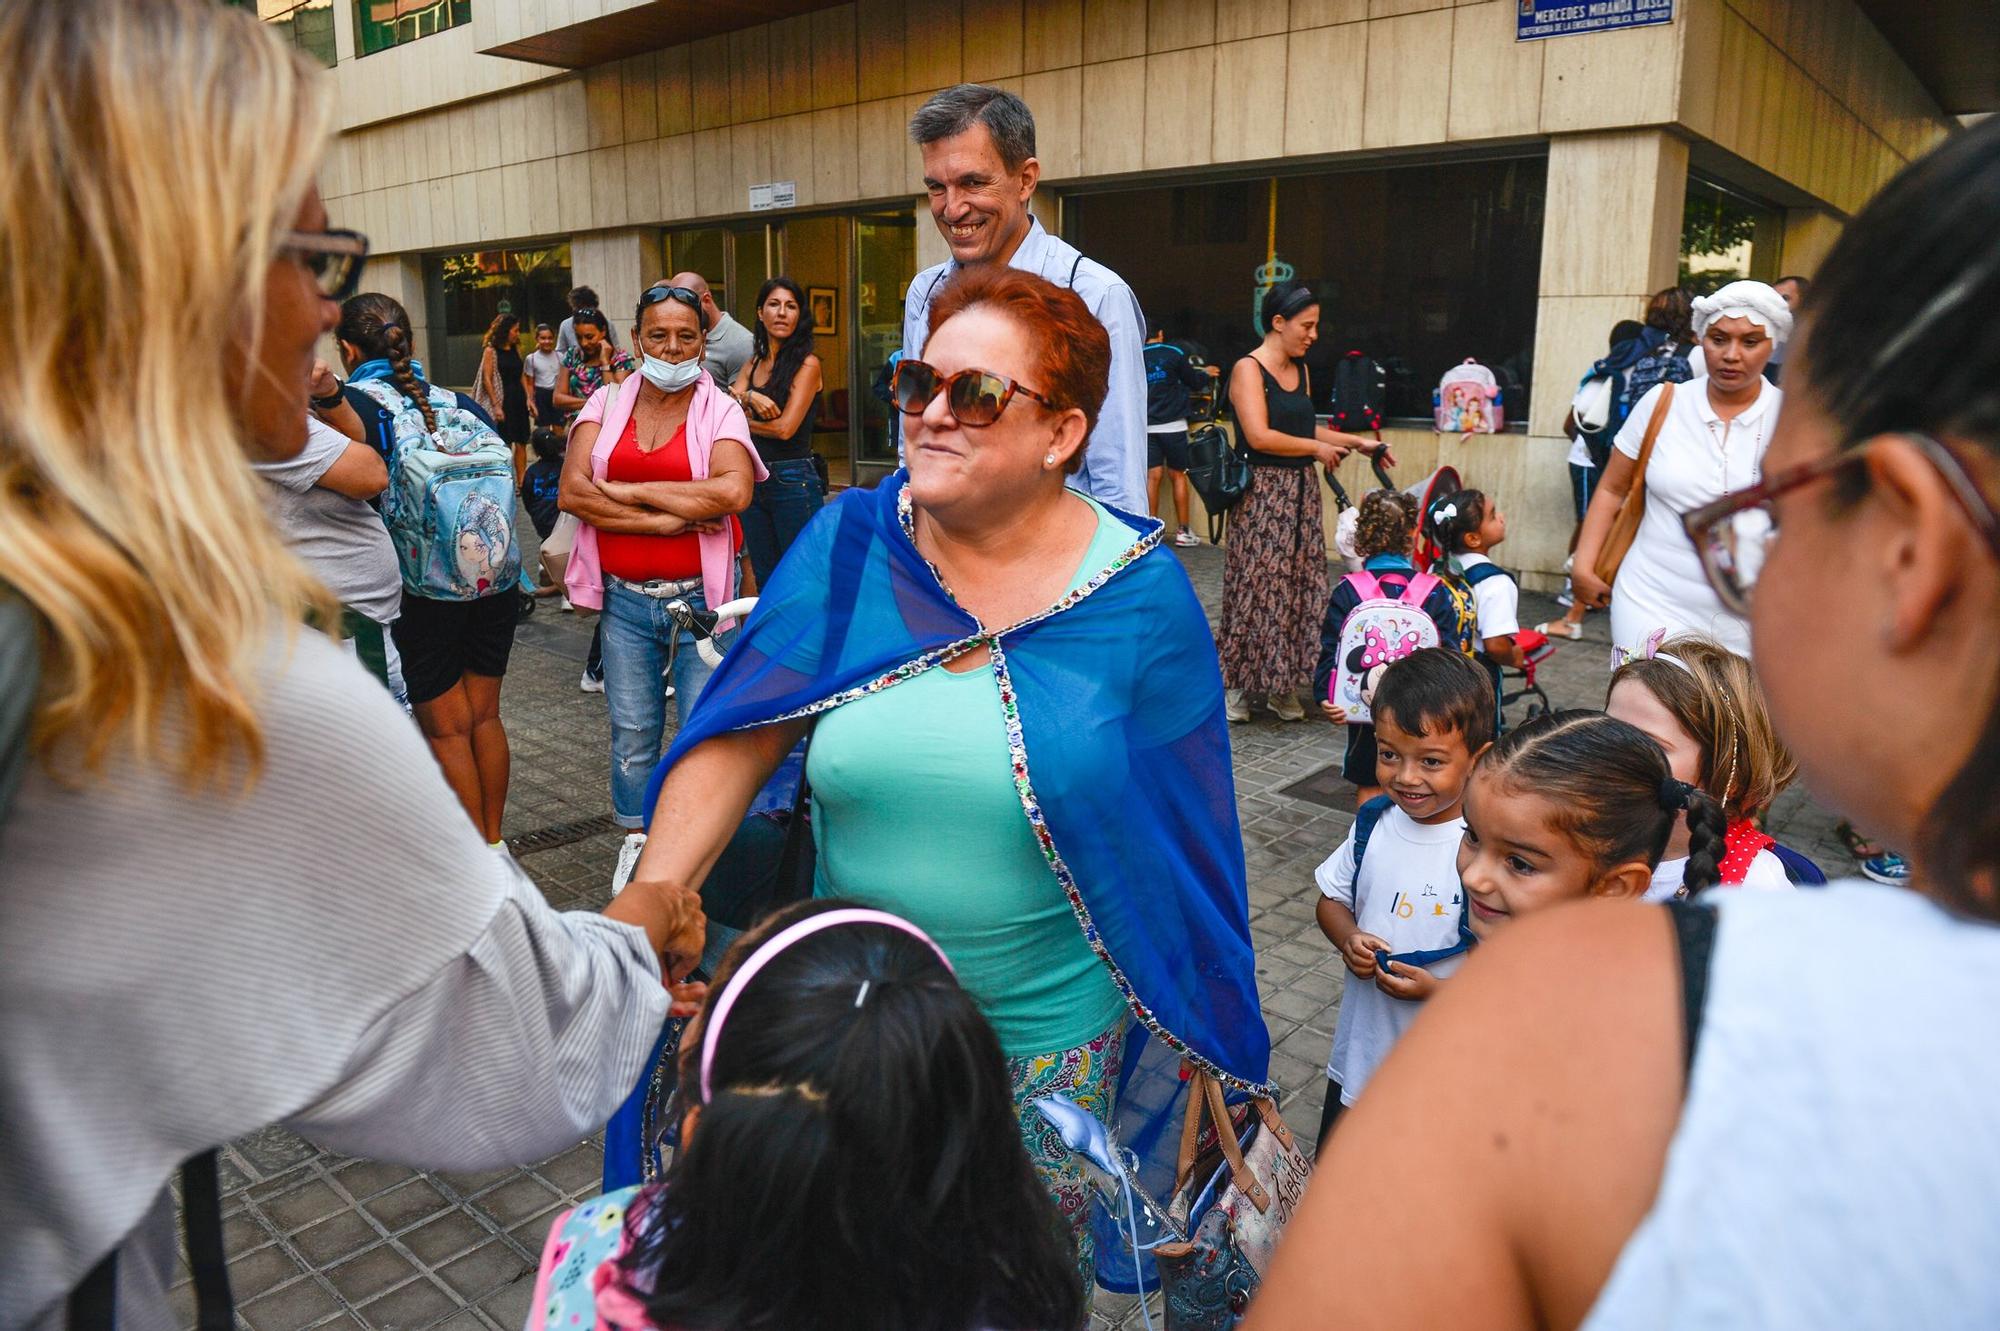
[1217,281,1393,723]
[732,277,826,588]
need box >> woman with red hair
[622,265,1273,1287]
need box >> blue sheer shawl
[638,473,1273,1285]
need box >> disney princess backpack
[1328,570,1444,724]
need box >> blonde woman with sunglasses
[0,5,704,1324]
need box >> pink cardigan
[564,372,765,618]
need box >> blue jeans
[740,457,825,588]
[601,577,730,828]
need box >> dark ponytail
[337,292,436,434]
[1429,488,1488,556]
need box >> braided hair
[337,292,436,434]
[1482,710,1728,895]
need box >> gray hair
[908,84,1036,171]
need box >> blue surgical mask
[641,353,703,392]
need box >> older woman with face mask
[1573,279,1793,659]
[560,284,765,889]
[619,267,1273,1283]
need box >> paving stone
[325,1241,424,1303]
[334,1159,419,1203]
[259,1177,348,1234]
[437,1240,534,1301]
[238,1276,342,1331]
[475,1273,537,1328]
[363,1178,453,1234]
[290,1209,382,1268]
[402,1208,500,1268]
[470,1173,561,1228]
[358,1275,461,1329]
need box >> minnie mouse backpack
[1329,570,1443,725]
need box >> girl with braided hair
[1607,632,1820,898]
[1455,709,1729,934]
[336,292,523,845]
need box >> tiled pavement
[181,531,1843,1329]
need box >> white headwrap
[1691,279,1794,345]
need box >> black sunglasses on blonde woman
[281,228,368,301]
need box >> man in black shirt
[1144,323,1216,546]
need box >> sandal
[1535,620,1585,640]
[1835,821,1886,862]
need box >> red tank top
[596,416,735,582]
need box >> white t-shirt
[1644,847,1794,901]
[1315,804,1469,1103]
[1608,376,1780,657]
[1567,432,1594,468]
[1457,553,1520,641]
[525,348,563,389]
[252,418,401,624]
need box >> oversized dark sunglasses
[282,228,368,301]
[891,359,1057,426]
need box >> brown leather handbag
[1593,382,1676,586]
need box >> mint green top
[809,493,1137,1058]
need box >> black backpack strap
[1665,900,1719,1088]
[1066,252,1084,289]
[68,1150,233,1331]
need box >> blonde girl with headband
[528,901,1087,1331]
[1607,632,1820,898]
[1573,278,1794,658]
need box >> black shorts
[1342,722,1377,786]
[390,591,517,705]
[1147,428,1190,472]
[533,385,560,429]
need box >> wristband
[310,379,346,411]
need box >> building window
[228,0,336,67]
[420,243,572,388]
[1070,157,1547,424]
[355,0,470,57]
[1680,176,1783,295]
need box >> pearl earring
[1044,452,1056,467]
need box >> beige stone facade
[314,0,1955,584]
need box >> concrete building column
[319,252,428,371]
[570,228,665,345]
[1779,208,1844,279]
[1503,128,1690,589]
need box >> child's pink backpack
[1329,570,1443,724]
[1433,359,1503,434]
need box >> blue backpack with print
[350,378,521,601]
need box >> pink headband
[698,908,955,1102]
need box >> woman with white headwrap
[1572,279,1792,658]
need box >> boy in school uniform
[1313,648,1494,1147]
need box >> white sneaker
[1224,689,1250,723]
[1269,691,1306,722]
[580,670,605,693]
[1175,526,1200,547]
[560,596,573,612]
[611,832,647,895]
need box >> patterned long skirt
[1217,465,1328,694]
[1009,1016,1128,1292]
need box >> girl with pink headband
[528,901,1087,1331]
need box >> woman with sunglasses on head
[732,276,826,588]
[1572,279,1791,661]
[623,266,1273,1285]
[1221,280,1391,724]
[1249,117,2000,1330]
[0,5,709,1326]
[561,283,765,892]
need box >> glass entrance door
[853,213,917,487]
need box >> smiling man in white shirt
[900,84,1148,515]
